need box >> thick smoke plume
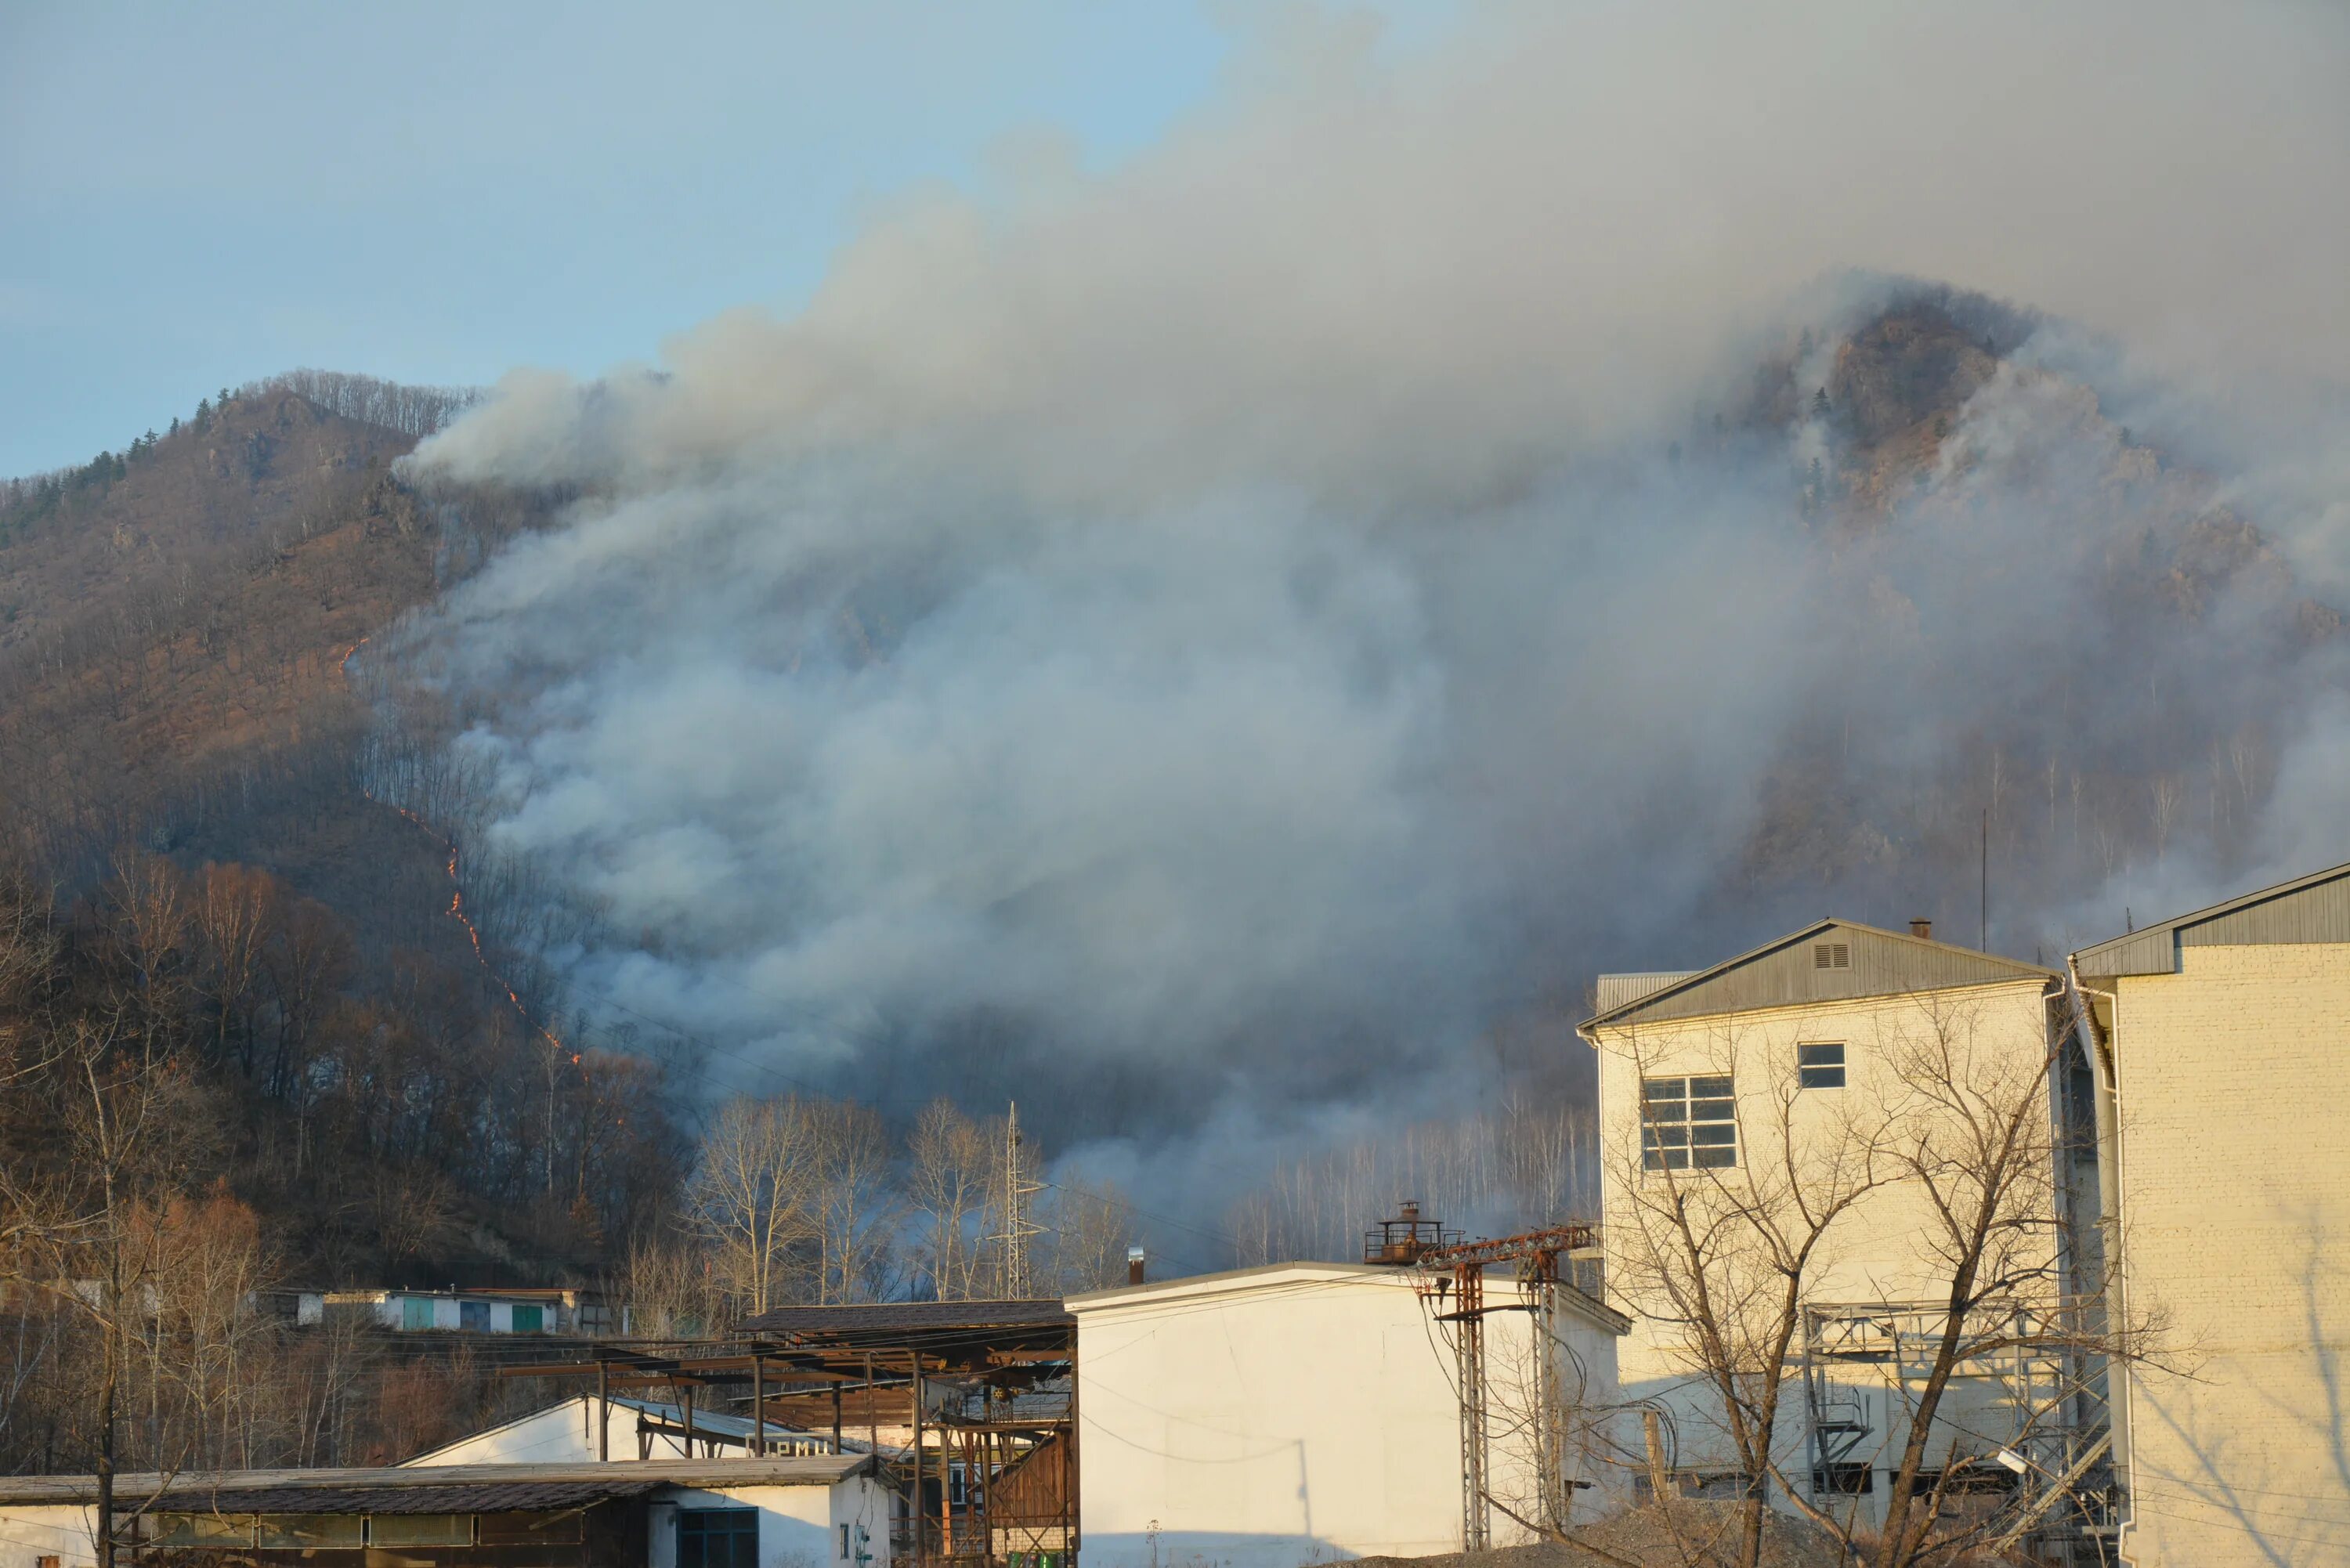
[389,1,2350,1224]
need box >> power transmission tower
[1415,1220,1597,1547]
[996,1101,1046,1298]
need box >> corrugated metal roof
[1593,972,1694,1013]
[2073,860,2350,980]
[1581,919,2053,1031]
[612,1396,761,1439]
[0,1458,868,1508]
[742,1299,1072,1342]
[180,1480,660,1514]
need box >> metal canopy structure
[501,1301,1077,1567]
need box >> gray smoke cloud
[391,0,2350,1202]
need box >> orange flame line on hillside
[341,638,585,1077]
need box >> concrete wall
[2105,941,2350,1566]
[1072,1265,1622,1568]
[0,1505,94,1568]
[1589,978,2060,1525]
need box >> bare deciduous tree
[686,1096,817,1321]
[803,1098,898,1305]
[906,1100,996,1301]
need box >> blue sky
[0,2,1452,476]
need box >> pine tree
[1813,386,1831,418]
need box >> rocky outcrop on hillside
[1716,286,2344,947]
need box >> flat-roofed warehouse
[1068,1257,1627,1567]
[0,1456,888,1568]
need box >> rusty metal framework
[1798,1299,2113,1563]
[501,1300,1076,1568]
[1384,1216,1598,1551]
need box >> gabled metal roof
[2072,858,2350,981]
[1593,971,1695,1013]
[1581,919,2054,1034]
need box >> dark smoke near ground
[381,1,2350,1241]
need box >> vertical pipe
[911,1351,925,1567]
[682,1384,695,1460]
[1065,1334,1080,1558]
[753,1357,765,1458]
[938,1425,953,1559]
[833,1382,844,1458]
[597,1360,609,1462]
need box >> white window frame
[1641,1074,1737,1169]
[1798,1042,1846,1089]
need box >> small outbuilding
[0,1457,890,1568]
[407,1396,833,1465]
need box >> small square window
[1799,1042,1846,1089]
[679,1510,759,1568]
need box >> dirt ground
[1350,1501,1853,1568]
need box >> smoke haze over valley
[356,0,2350,1221]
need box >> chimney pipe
[1126,1246,1146,1286]
[1910,918,1933,940]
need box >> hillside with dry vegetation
[0,377,687,1298]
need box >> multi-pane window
[1799,1042,1846,1089]
[370,1516,472,1548]
[1642,1075,1737,1169]
[679,1510,760,1568]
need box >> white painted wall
[404,1397,786,1465]
[406,1397,665,1465]
[663,1480,893,1568]
[0,1505,95,1568]
[1072,1263,1623,1568]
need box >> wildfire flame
[341,639,584,1076]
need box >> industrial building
[1068,1248,1627,1568]
[1581,918,2108,1555]
[497,1299,1080,1565]
[407,1396,836,1465]
[323,1287,621,1335]
[2071,860,2350,1566]
[0,1455,891,1568]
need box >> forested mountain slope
[0,377,685,1296]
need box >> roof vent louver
[1813,941,1851,970]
